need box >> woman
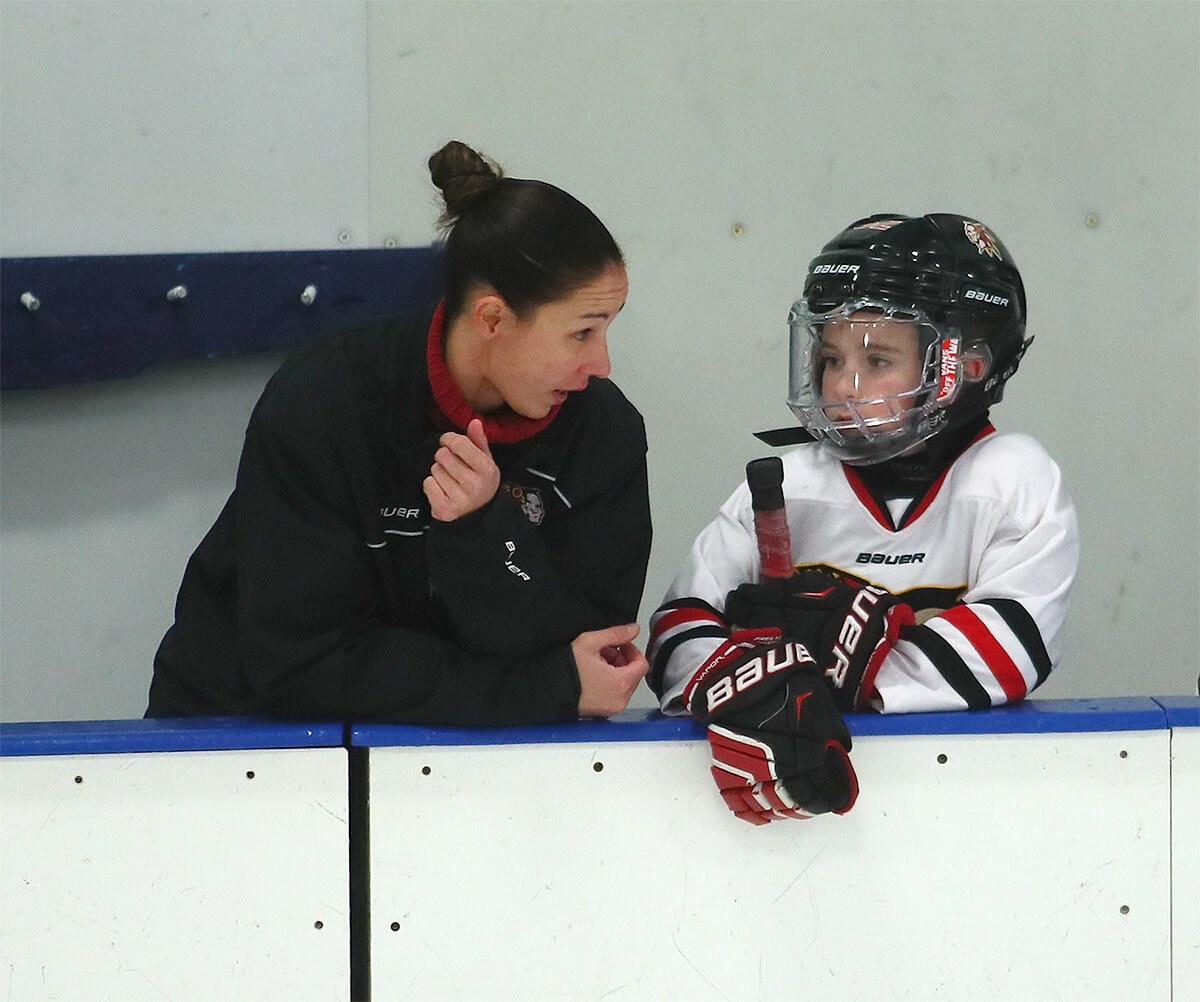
[147,142,652,724]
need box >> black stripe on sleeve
[979,597,1053,687]
[654,596,724,617]
[649,625,727,698]
[905,623,992,710]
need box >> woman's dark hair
[428,141,624,320]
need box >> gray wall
[2,0,1197,721]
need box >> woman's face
[488,263,628,419]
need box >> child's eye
[573,328,593,342]
[868,354,893,369]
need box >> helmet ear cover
[981,334,1033,399]
[961,346,991,383]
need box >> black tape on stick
[746,457,793,581]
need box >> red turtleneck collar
[425,300,562,444]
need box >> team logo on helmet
[963,220,1002,259]
[502,483,545,525]
[854,219,903,231]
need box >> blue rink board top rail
[1153,695,1200,726]
[0,716,344,756]
[353,697,1187,748]
[1,698,1194,756]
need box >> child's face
[817,313,924,424]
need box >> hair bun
[429,141,503,227]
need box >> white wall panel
[1172,724,1200,994]
[368,728,1171,1001]
[0,1,369,255]
[0,746,349,1001]
[1,704,1190,999]
[0,352,287,721]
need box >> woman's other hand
[574,623,649,718]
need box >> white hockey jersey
[649,428,1079,714]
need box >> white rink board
[368,730,1170,1002]
[1173,725,1200,994]
[0,746,349,1002]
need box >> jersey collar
[843,423,996,531]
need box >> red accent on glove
[706,726,859,825]
[852,602,916,709]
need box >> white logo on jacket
[504,541,531,581]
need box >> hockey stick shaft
[746,457,792,580]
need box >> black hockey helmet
[786,213,1031,464]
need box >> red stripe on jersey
[941,604,1027,702]
[899,464,954,529]
[902,425,996,528]
[651,605,724,641]
[842,466,893,530]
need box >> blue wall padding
[1,246,441,389]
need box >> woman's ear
[471,292,511,341]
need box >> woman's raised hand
[424,418,502,522]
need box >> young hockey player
[648,213,1079,824]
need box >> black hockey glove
[724,568,860,643]
[812,585,915,712]
[684,627,858,825]
[725,572,914,713]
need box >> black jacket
[147,306,652,724]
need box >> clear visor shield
[786,299,961,463]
